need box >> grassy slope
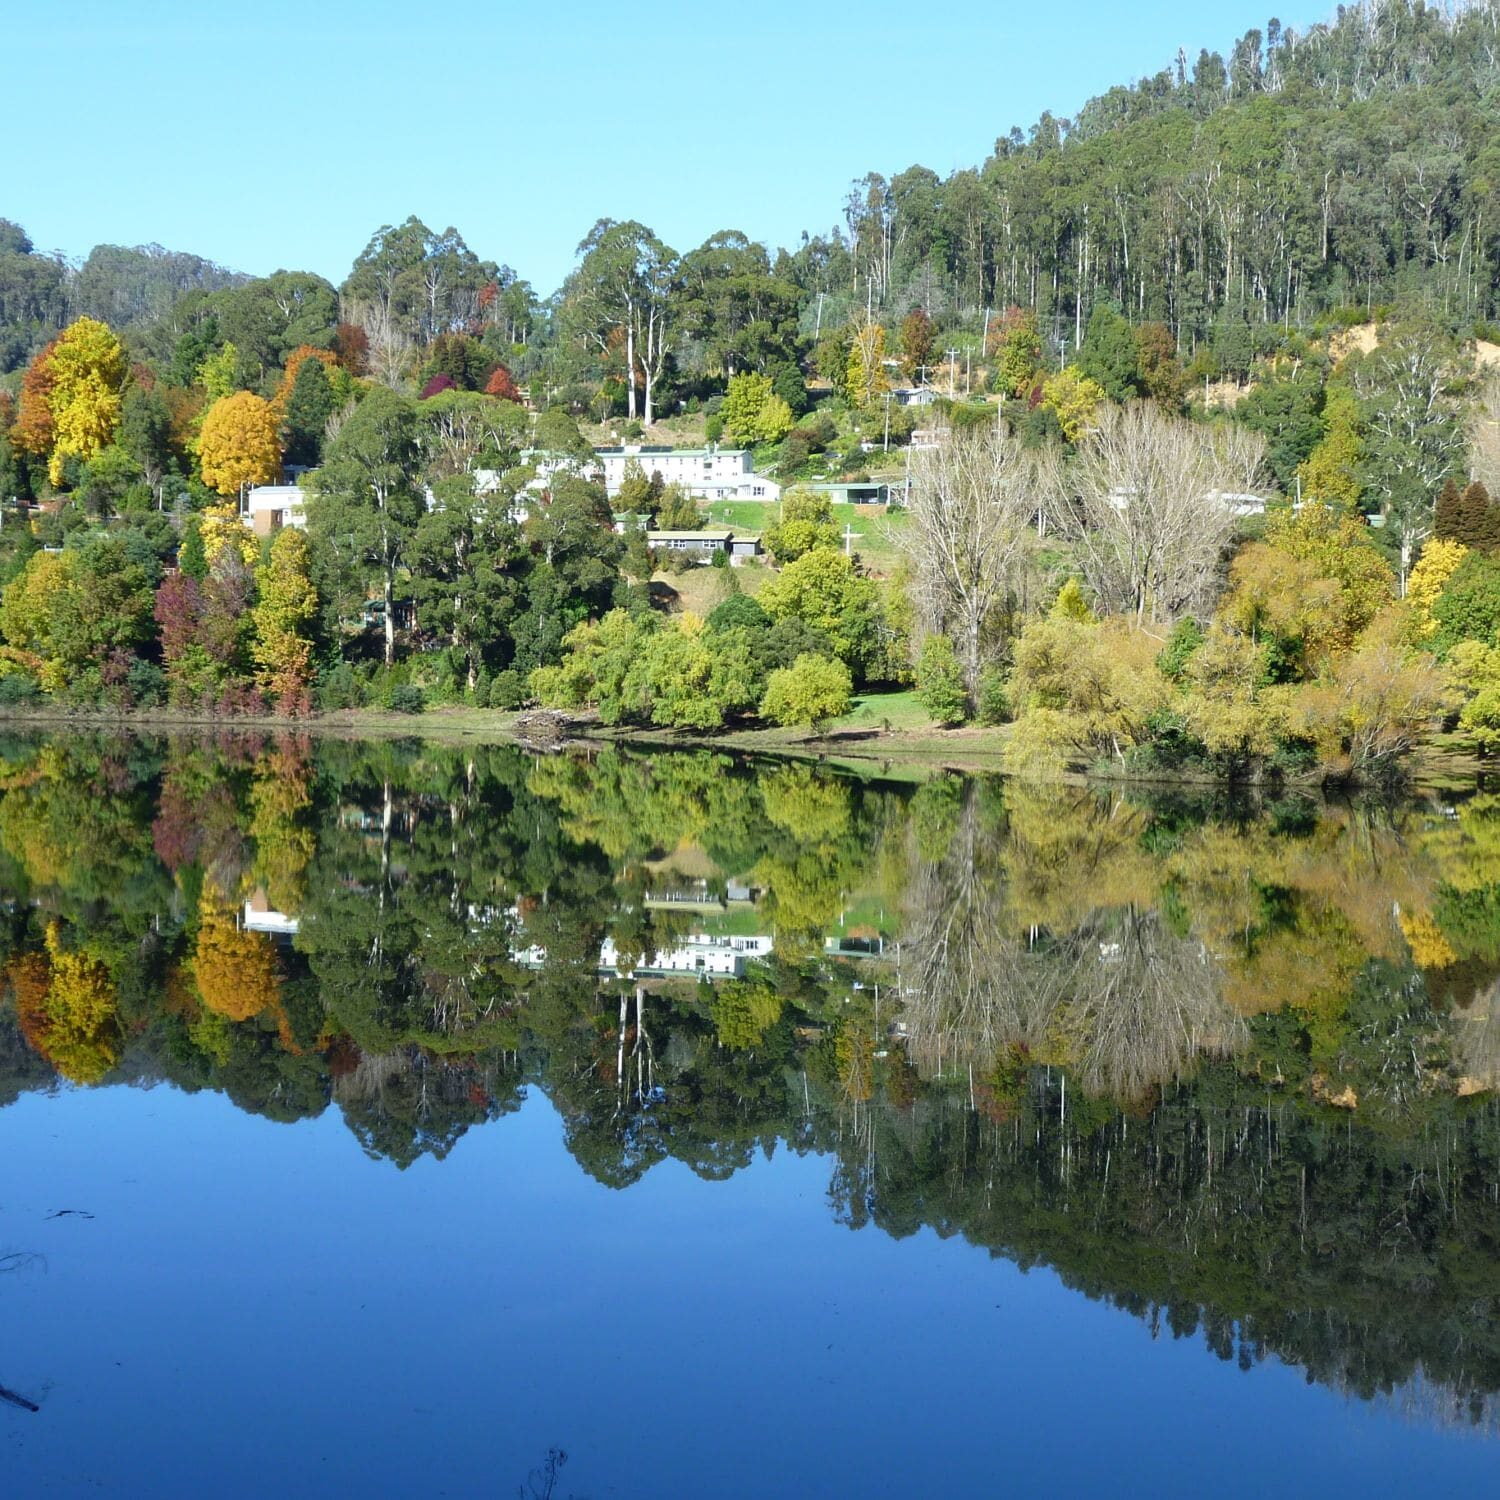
[698,500,910,575]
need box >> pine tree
[1433,477,1463,541]
[1458,481,1492,550]
[1466,482,1500,553]
[178,515,208,580]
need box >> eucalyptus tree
[308,387,425,665]
[563,220,679,425]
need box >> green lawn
[697,500,909,575]
[826,689,934,733]
[700,499,777,531]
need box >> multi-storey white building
[596,445,781,503]
[512,931,774,979]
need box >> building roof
[597,446,749,459]
[647,528,734,541]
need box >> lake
[1,731,1497,1497]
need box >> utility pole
[883,390,892,452]
[946,348,959,394]
[815,291,826,340]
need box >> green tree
[994,309,1043,398]
[1238,374,1324,492]
[760,652,852,726]
[763,488,838,563]
[1431,551,1500,656]
[410,473,522,692]
[758,547,884,678]
[916,634,968,724]
[282,355,337,468]
[308,387,424,666]
[1076,304,1140,402]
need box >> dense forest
[0,734,1498,1421]
[0,2,1499,783]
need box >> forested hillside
[838,0,1500,340]
[0,1,1498,777]
[4,1,1498,382]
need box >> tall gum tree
[309,387,424,666]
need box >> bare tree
[904,425,1039,694]
[344,296,412,391]
[1056,404,1265,624]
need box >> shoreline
[0,704,1481,789]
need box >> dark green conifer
[1433,477,1463,541]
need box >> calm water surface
[1,733,1498,1496]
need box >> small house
[645,527,734,561]
[242,485,307,536]
[809,480,894,507]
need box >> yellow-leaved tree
[45,317,128,484]
[195,886,281,1022]
[38,924,120,1084]
[1297,394,1364,510]
[199,500,261,567]
[199,391,281,495]
[845,322,889,408]
[1405,539,1469,638]
[251,529,319,712]
[1041,367,1106,442]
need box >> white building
[242,485,308,536]
[243,889,299,936]
[596,445,781,503]
[600,933,774,978]
[513,930,774,979]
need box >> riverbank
[0,700,1483,788]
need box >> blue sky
[12,0,1292,295]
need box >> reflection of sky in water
[2,1085,1495,1498]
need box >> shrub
[316,661,362,711]
[0,671,41,705]
[915,635,968,725]
[1461,689,1500,756]
[387,683,426,714]
[976,668,1010,725]
[488,669,526,709]
[127,659,167,709]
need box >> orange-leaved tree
[12,338,59,459]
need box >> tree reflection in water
[0,730,1498,1423]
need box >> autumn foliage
[271,344,341,418]
[484,363,520,401]
[45,317,129,484]
[198,391,282,495]
[12,925,122,1084]
[195,888,281,1022]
